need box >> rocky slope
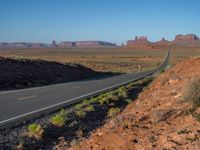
[0,57,99,90]
[67,57,200,150]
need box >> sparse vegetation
[28,124,44,139]
[59,108,69,117]
[82,99,91,106]
[50,114,65,127]
[148,135,157,143]
[107,107,121,118]
[177,129,190,135]
[50,109,68,127]
[75,110,86,118]
[6,76,152,149]
[186,136,199,142]
[184,77,200,108]
[90,97,98,103]
[125,99,132,104]
[192,114,200,122]
[75,103,84,110]
[84,105,95,112]
[99,97,109,105]
[160,68,165,73]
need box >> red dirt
[64,57,200,150]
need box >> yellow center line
[71,86,82,89]
[17,95,37,100]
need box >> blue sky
[0,0,200,44]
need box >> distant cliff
[0,41,117,49]
[0,42,50,48]
[125,34,200,49]
[57,41,117,48]
[174,34,199,42]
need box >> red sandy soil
[61,57,200,150]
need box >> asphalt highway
[0,49,170,128]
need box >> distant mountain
[125,34,200,49]
[0,42,50,48]
[0,40,117,49]
[56,41,117,48]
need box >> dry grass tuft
[184,77,200,108]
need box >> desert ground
[0,47,199,74]
[1,47,200,149]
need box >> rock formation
[174,34,199,42]
[154,38,170,45]
[58,41,117,48]
[126,36,152,49]
[125,34,200,49]
[51,40,57,48]
[0,42,49,48]
[127,36,149,45]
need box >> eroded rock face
[127,36,149,45]
[174,34,199,42]
[51,40,57,48]
[0,42,49,48]
[58,41,117,48]
[126,36,152,49]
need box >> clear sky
[0,0,200,44]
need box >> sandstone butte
[126,34,200,49]
[55,57,200,150]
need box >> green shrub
[28,124,44,139]
[111,95,119,101]
[75,103,84,110]
[160,69,165,73]
[97,94,105,100]
[50,114,65,127]
[107,107,120,118]
[90,97,98,103]
[112,90,119,95]
[184,77,200,108]
[118,91,128,98]
[148,136,157,143]
[177,129,190,135]
[125,99,132,104]
[126,83,134,89]
[192,114,200,122]
[59,108,68,117]
[75,110,86,118]
[99,97,109,105]
[85,105,95,112]
[82,99,91,106]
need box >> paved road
[0,49,170,129]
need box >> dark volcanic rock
[0,57,98,90]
